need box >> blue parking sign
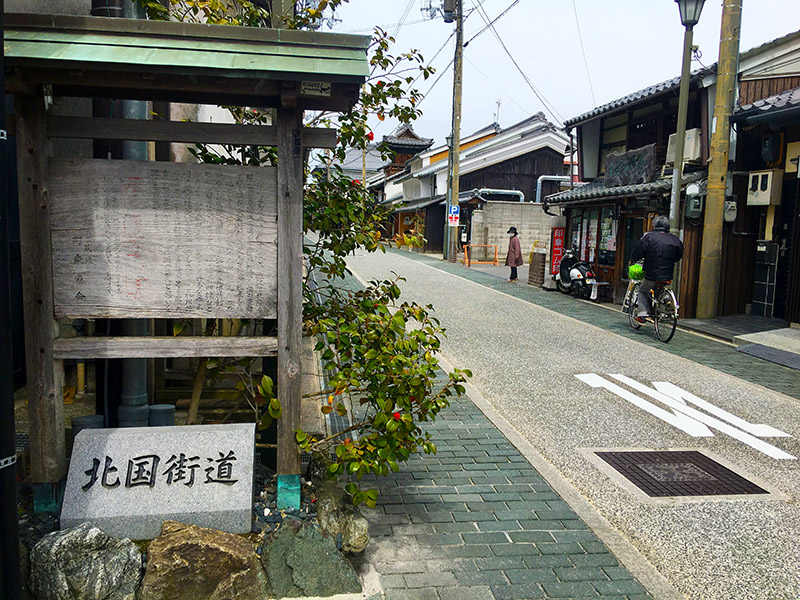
[449,205,460,217]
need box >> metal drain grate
[596,450,768,497]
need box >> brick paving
[359,372,652,600]
[386,249,799,400]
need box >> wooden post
[276,85,303,509]
[15,92,66,491]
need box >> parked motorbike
[555,247,598,300]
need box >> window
[598,207,617,266]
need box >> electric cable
[465,55,528,115]
[571,0,597,105]
[391,0,416,38]
[464,0,520,47]
[472,0,565,125]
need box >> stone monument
[61,423,254,539]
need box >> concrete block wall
[470,201,554,266]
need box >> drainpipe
[91,0,150,418]
[536,176,572,204]
[463,188,524,202]
[568,131,575,190]
[119,2,150,411]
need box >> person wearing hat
[505,226,523,282]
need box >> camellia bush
[137,0,471,507]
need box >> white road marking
[576,373,796,460]
[575,373,713,437]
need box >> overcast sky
[322,0,800,144]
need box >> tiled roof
[733,85,800,121]
[562,29,800,129]
[563,71,708,128]
[545,171,705,205]
[383,123,434,148]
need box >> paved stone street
[346,248,800,600]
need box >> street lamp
[669,0,706,234]
[675,0,705,26]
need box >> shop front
[546,175,703,306]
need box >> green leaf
[257,414,273,431]
[295,430,307,443]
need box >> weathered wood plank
[48,159,278,319]
[45,116,337,149]
[53,336,278,359]
[16,93,66,483]
[276,90,303,477]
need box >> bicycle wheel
[628,283,642,330]
[654,288,678,342]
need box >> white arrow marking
[608,374,795,461]
[651,381,790,438]
[575,373,713,437]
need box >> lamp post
[669,0,706,235]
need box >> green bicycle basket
[628,263,644,281]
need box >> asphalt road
[345,249,800,600]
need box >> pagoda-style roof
[382,124,434,153]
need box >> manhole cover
[595,450,768,497]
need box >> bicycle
[624,266,679,343]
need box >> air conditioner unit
[665,128,702,165]
[746,169,783,206]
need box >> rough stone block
[61,424,254,540]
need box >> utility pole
[696,0,742,319]
[443,0,463,262]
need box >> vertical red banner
[551,227,565,274]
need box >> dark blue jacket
[632,228,683,281]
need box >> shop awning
[545,172,705,207]
[394,195,445,213]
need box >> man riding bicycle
[631,215,683,324]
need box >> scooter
[555,247,599,300]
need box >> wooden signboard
[48,159,278,319]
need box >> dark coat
[505,235,523,267]
[632,228,683,281]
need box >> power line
[414,2,514,112]
[465,55,528,116]
[391,0,416,38]
[572,0,597,105]
[343,18,428,34]
[472,0,565,125]
[464,0,520,47]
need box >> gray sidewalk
[359,373,654,600]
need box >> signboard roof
[4,13,370,109]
